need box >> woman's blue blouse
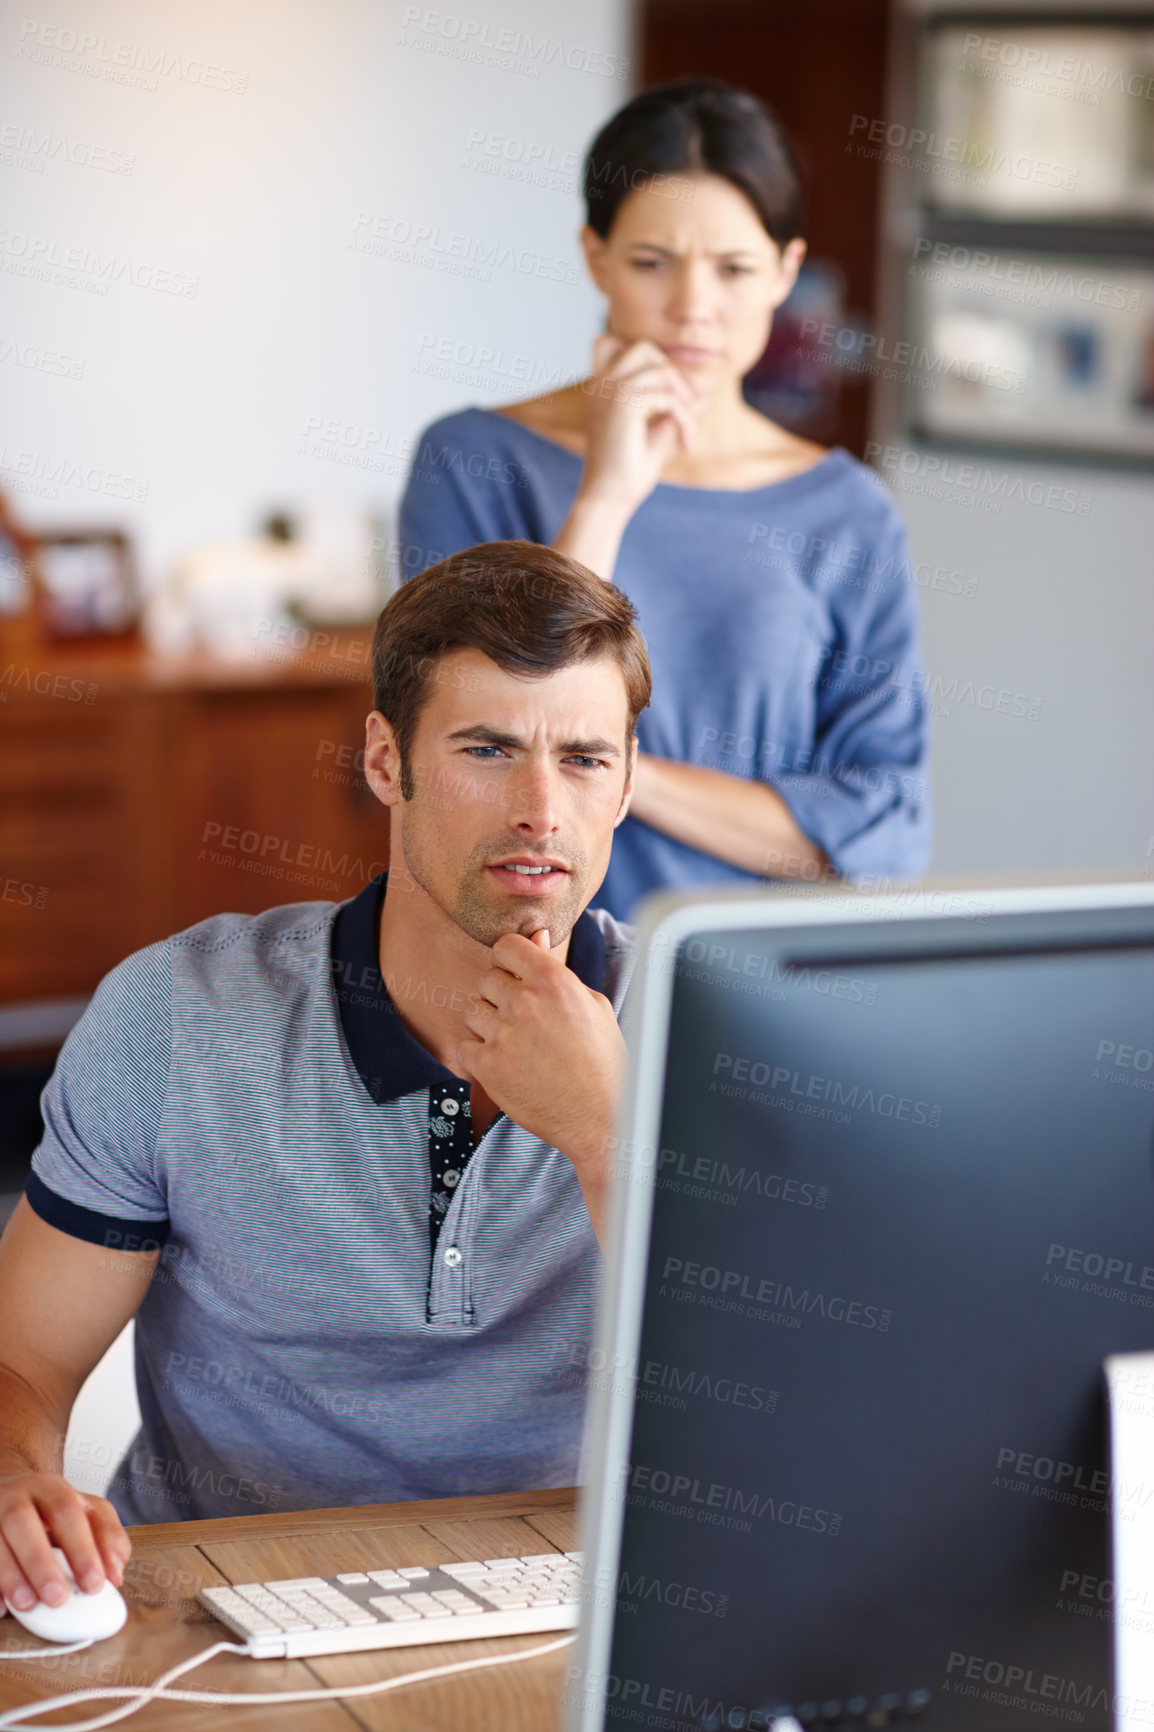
[399,408,931,922]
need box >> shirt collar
[331,872,606,1106]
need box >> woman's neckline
[485,404,846,499]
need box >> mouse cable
[0,1641,94,1659]
[0,1630,577,1732]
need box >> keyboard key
[237,1588,288,1610]
[337,1573,370,1584]
[212,1598,279,1630]
[397,1566,430,1579]
[203,1588,247,1609]
[371,1600,421,1622]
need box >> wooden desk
[0,1488,581,1729]
[0,629,388,1014]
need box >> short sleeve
[398,412,539,580]
[27,940,173,1247]
[771,503,932,882]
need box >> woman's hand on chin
[577,334,704,515]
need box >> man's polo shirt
[330,875,614,1268]
[26,878,635,1524]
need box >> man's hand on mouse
[456,927,625,1242]
[0,1469,129,1610]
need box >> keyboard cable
[0,1630,577,1731]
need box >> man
[0,541,651,1619]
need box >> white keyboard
[197,1549,582,1658]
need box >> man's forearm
[0,1365,68,1479]
[573,1165,610,1250]
[557,1114,620,1252]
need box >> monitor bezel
[568,879,1154,1732]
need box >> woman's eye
[631,258,663,271]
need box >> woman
[399,77,930,922]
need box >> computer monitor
[568,882,1154,1732]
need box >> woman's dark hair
[373,541,651,799]
[583,76,804,247]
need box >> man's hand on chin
[457,926,625,1246]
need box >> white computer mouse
[3,1547,128,1644]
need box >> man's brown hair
[372,540,652,798]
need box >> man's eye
[631,257,663,271]
[464,746,506,760]
[566,756,604,770]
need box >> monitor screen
[584,908,1154,1732]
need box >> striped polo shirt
[27,875,635,1524]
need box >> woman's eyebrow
[627,242,761,261]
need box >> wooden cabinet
[0,632,388,1010]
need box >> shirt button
[443,1246,462,1268]
[442,1098,460,1116]
[443,1170,460,1189]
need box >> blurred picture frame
[923,20,1154,222]
[32,529,139,640]
[908,250,1154,461]
[899,13,1154,464]
[0,492,38,622]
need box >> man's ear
[363,711,404,809]
[614,735,638,828]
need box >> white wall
[901,464,1154,877]
[64,1324,140,1499]
[0,0,633,587]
